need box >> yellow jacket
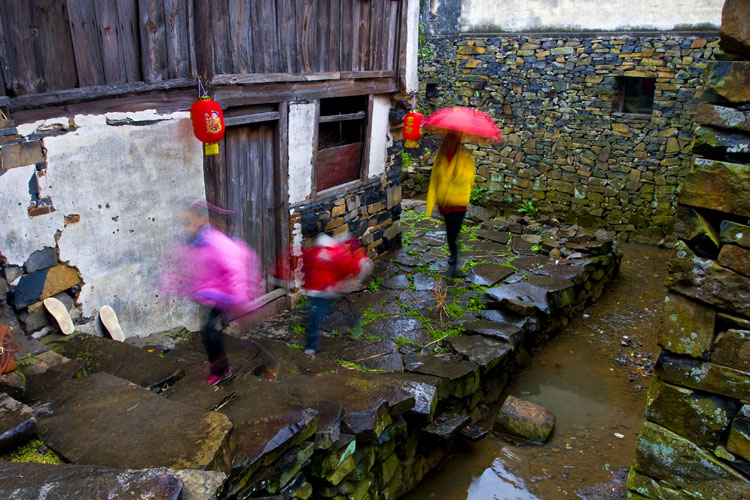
[425,145,476,217]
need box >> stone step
[446,334,512,373]
[403,352,479,399]
[34,371,233,473]
[0,393,37,454]
[461,319,525,350]
[44,332,185,391]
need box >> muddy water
[404,243,671,500]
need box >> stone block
[12,264,82,309]
[493,395,555,443]
[627,467,699,500]
[712,329,750,372]
[703,61,750,103]
[0,140,44,170]
[720,0,750,58]
[18,300,50,332]
[693,126,750,159]
[24,247,58,274]
[0,393,38,454]
[386,186,402,210]
[718,244,750,277]
[629,228,664,246]
[728,411,750,461]
[679,158,750,217]
[633,421,750,499]
[383,220,401,242]
[695,103,750,132]
[658,292,715,359]
[720,220,750,249]
[331,204,346,217]
[666,241,750,317]
[656,350,750,401]
[645,379,735,449]
[673,205,719,258]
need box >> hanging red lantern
[403,111,424,148]
[190,97,225,155]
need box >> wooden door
[205,119,283,293]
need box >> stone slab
[0,393,37,454]
[493,395,556,443]
[655,350,750,401]
[18,349,82,400]
[404,353,479,399]
[12,264,82,309]
[171,469,227,500]
[461,319,524,350]
[679,158,750,218]
[34,372,233,473]
[720,0,750,58]
[703,61,750,103]
[447,335,511,372]
[472,229,509,245]
[45,333,185,391]
[712,329,750,372]
[0,462,183,500]
[720,220,750,249]
[423,412,471,440]
[659,292,715,359]
[467,263,515,287]
[23,247,58,274]
[728,416,750,462]
[486,282,550,315]
[718,244,750,277]
[413,273,436,291]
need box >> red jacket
[302,236,370,297]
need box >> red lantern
[403,111,424,148]
[190,97,225,155]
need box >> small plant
[393,336,423,349]
[401,150,415,168]
[333,355,386,374]
[368,276,384,292]
[531,244,543,253]
[16,353,34,367]
[470,187,487,205]
[285,342,304,350]
[522,272,529,281]
[0,439,62,464]
[443,301,464,321]
[466,296,486,312]
[418,23,435,64]
[295,295,310,309]
[518,200,539,219]
[291,323,306,336]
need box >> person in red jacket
[301,233,372,354]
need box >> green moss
[1,439,63,464]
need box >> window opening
[614,77,655,115]
[316,96,368,192]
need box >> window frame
[613,76,656,117]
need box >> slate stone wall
[627,58,750,498]
[407,34,720,244]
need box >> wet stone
[0,462,183,500]
[460,423,489,442]
[473,229,509,245]
[720,220,750,249]
[397,290,437,311]
[34,372,233,473]
[461,320,524,350]
[18,349,82,399]
[391,249,422,267]
[511,256,548,271]
[656,350,750,401]
[712,329,750,371]
[171,469,226,500]
[0,393,37,454]
[404,353,480,399]
[479,309,533,331]
[493,395,556,443]
[486,282,550,315]
[383,274,410,290]
[465,240,509,254]
[413,273,436,291]
[532,262,587,285]
[0,370,26,400]
[336,337,403,372]
[423,412,471,440]
[383,372,440,423]
[511,238,536,255]
[447,335,511,372]
[44,333,185,391]
[467,263,515,287]
[362,317,433,346]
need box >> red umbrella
[422,107,502,144]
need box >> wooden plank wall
[0,0,401,97]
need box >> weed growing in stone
[443,301,464,321]
[333,355,386,374]
[295,295,310,309]
[16,353,34,367]
[518,200,539,219]
[291,323,306,336]
[393,336,423,349]
[368,276,384,292]
[466,296,486,311]
[285,342,304,350]
[0,439,62,464]
[470,187,487,205]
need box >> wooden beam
[214,77,399,108]
[318,111,366,123]
[223,111,280,127]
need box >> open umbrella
[422,106,502,144]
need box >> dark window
[614,77,655,115]
[316,96,368,192]
[425,82,439,99]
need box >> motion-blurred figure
[160,201,263,384]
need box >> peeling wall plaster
[1,110,206,336]
[368,95,392,178]
[288,102,316,204]
[461,0,722,33]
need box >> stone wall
[407,33,719,244]
[627,18,750,498]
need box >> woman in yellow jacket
[425,133,476,276]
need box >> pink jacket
[160,226,263,312]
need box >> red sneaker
[205,368,232,385]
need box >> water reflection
[467,452,541,500]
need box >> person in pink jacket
[161,201,263,384]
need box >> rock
[645,379,735,449]
[695,103,750,132]
[413,273,436,291]
[728,412,750,462]
[720,0,750,58]
[383,372,440,423]
[666,241,750,317]
[658,292,715,358]
[0,462,183,500]
[404,353,479,399]
[34,372,233,473]
[44,332,186,390]
[486,282,550,315]
[459,423,489,441]
[493,395,555,443]
[0,370,26,400]
[679,158,750,218]
[629,228,664,246]
[694,126,750,160]
[673,205,720,259]
[720,220,750,249]
[11,263,82,309]
[0,393,37,454]
[718,244,750,277]
[633,421,750,499]
[170,469,226,500]
[626,467,697,500]
[335,337,403,373]
[467,263,515,286]
[656,350,750,401]
[510,256,547,271]
[447,335,511,372]
[423,412,471,440]
[18,349,82,399]
[472,229,509,245]
[383,274,410,290]
[461,319,524,350]
[362,317,433,346]
[703,61,750,103]
[23,248,58,274]
[712,329,750,371]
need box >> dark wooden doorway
[204,114,286,295]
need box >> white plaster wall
[288,102,316,204]
[404,0,420,93]
[2,110,205,336]
[368,95,392,178]
[462,0,723,32]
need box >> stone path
[0,206,622,500]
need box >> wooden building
[0,0,419,337]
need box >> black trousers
[201,307,229,376]
[442,210,466,262]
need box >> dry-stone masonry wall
[407,34,719,244]
[628,9,750,496]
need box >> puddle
[404,243,670,500]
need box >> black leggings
[443,210,466,261]
[201,307,229,376]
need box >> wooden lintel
[211,70,394,86]
[318,111,366,123]
[224,111,280,127]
